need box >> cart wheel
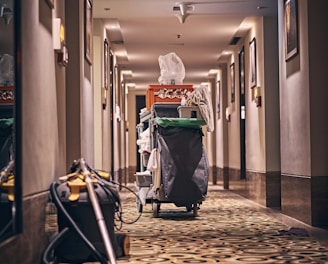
[186,205,192,212]
[152,202,160,218]
[192,203,198,217]
[136,200,143,213]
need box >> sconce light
[53,18,62,50]
[225,106,231,122]
[53,18,68,66]
[57,45,68,67]
[253,87,261,107]
[102,87,107,110]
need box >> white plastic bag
[186,85,214,132]
[158,52,185,85]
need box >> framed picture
[239,47,245,95]
[284,0,298,61]
[217,81,220,113]
[104,39,109,90]
[249,37,257,88]
[45,0,54,9]
[85,0,93,65]
[230,63,235,103]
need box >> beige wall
[279,0,328,177]
[263,16,280,172]
[215,66,229,168]
[307,1,328,176]
[215,15,280,174]
[21,0,66,195]
[279,0,311,176]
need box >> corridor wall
[0,0,67,262]
[217,16,281,208]
[278,0,328,227]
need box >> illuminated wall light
[60,24,65,43]
[53,18,62,50]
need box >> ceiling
[93,0,277,89]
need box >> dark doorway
[239,47,246,179]
[136,95,146,172]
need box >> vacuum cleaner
[0,160,15,241]
[42,158,130,264]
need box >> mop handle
[81,160,117,264]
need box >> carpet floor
[46,183,328,263]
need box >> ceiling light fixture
[173,2,194,24]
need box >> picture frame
[84,0,93,65]
[239,47,245,95]
[284,0,298,61]
[230,63,235,103]
[104,39,109,90]
[249,37,257,88]
[217,81,220,113]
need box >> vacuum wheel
[187,203,198,216]
[192,203,198,216]
[116,233,130,257]
[152,202,160,218]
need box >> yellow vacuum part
[96,170,110,179]
[122,235,130,256]
[0,174,14,201]
[66,173,97,201]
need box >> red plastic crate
[0,86,14,104]
[146,84,193,109]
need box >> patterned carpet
[46,184,328,263]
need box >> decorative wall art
[284,0,298,61]
[85,0,93,65]
[102,39,109,109]
[230,63,235,102]
[249,37,257,88]
[217,81,220,113]
[104,39,109,90]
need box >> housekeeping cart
[135,101,209,217]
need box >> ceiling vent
[229,36,241,45]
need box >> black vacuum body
[54,182,119,263]
[0,191,13,239]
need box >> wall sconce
[115,104,121,122]
[53,18,68,66]
[57,45,68,67]
[225,106,231,122]
[102,87,107,110]
[253,86,261,107]
[53,18,62,50]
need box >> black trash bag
[157,126,209,205]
